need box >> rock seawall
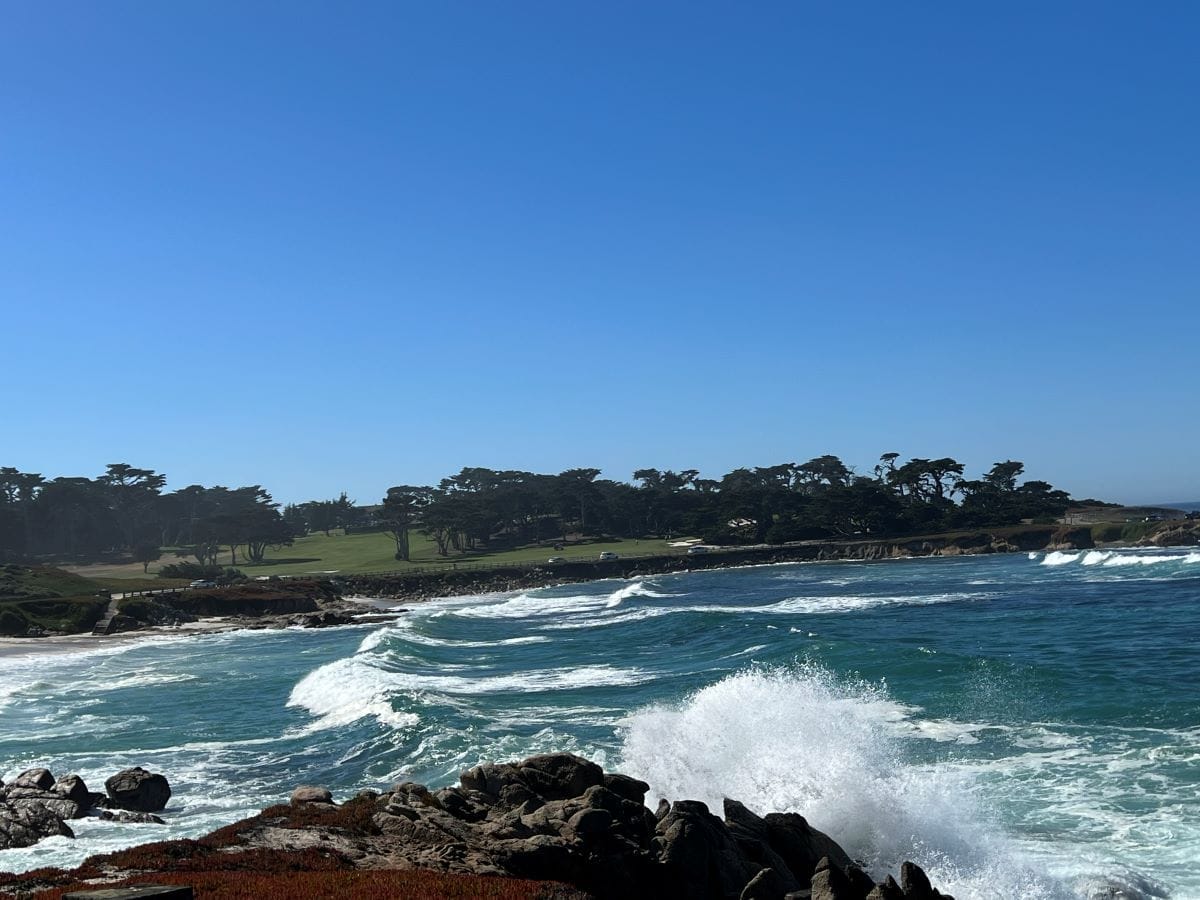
[341,526,1093,604]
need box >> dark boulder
[603,773,650,804]
[810,856,857,900]
[0,801,74,850]
[517,754,605,801]
[866,875,904,899]
[105,767,172,812]
[98,809,166,824]
[13,768,55,791]
[763,812,853,887]
[2,786,83,821]
[53,774,92,809]
[900,861,937,899]
[290,786,334,806]
[655,799,760,900]
[723,799,802,893]
[741,865,789,900]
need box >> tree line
[358,455,1075,561]
[0,455,1080,567]
[0,464,292,569]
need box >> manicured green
[234,530,688,577]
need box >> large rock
[53,774,92,808]
[290,786,333,806]
[2,786,83,821]
[722,800,801,894]
[763,811,853,886]
[0,801,74,850]
[129,752,949,900]
[655,799,760,900]
[12,768,55,791]
[105,767,172,812]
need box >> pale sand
[0,598,401,661]
[0,618,243,660]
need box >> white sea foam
[450,580,672,620]
[1041,549,1200,569]
[362,619,552,651]
[287,657,421,733]
[288,655,651,732]
[1041,551,1081,566]
[617,664,1118,899]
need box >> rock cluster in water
[262,753,952,900]
[0,766,170,850]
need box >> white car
[189,579,217,589]
[598,551,619,561]
[686,546,711,555]
[547,556,567,564]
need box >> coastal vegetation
[0,565,107,636]
[0,455,1086,578]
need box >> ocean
[2,548,1197,898]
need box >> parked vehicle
[598,551,619,561]
[547,556,567,564]
[189,579,217,589]
[686,545,711,555]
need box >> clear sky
[2,2,1197,506]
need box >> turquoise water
[2,549,1198,898]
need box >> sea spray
[617,663,1065,899]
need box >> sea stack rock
[105,767,172,812]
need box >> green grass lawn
[232,531,687,576]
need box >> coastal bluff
[2,753,953,900]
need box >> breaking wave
[617,664,1158,900]
[1039,550,1200,569]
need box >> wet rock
[105,767,172,812]
[763,812,853,887]
[741,865,789,900]
[53,774,92,809]
[3,787,83,821]
[655,799,760,900]
[900,861,936,898]
[98,809,166,824]
[810,856,856,900]
[603,772,650,804]
[0,801,73,850]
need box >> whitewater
[2,550,1197,898]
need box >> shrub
[157,562,245,582]
[0,606,28,635]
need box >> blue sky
[2,2,1197,505]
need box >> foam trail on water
[1041,549,1200,569]
[618,664,1084,899]
[288,654,652,732]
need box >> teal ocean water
[2,549,1198,898]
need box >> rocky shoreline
[0,765,171,853]
[0,753,954,900]
[0,525,1102,654]
[9,521,1195,652]
[336,524,1100,606]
